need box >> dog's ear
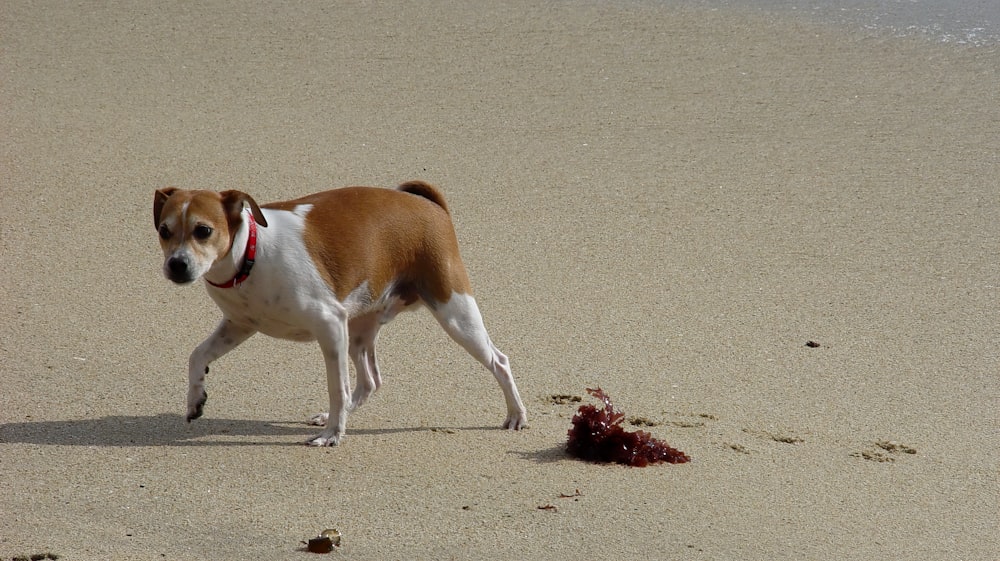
[220,190,268,228]
[153,187,179,228]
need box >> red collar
[208,210,257,289]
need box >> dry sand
[1,1,997,559]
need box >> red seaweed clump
[567,388,690,466]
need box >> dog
[153,181,527,446]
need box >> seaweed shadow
[511,443,571,464]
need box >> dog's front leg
[306,307,351,446]
[186,319,256,421]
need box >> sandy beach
[1,1,997,559]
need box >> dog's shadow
[0,413,436,446]
[0,414,308,447]
[0,414,507,448]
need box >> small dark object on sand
[805,340,820,348]
[306,536,334,554]
[567,388,689,466]
[305,529,341,553]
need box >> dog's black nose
[168,258,188,275]
[166,257,195,283]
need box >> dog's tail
[398,180,449,214]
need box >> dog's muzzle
[165,256,196,284]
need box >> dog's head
[153,188,268,284]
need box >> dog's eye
[158,225,171,240]
[193,225,213,240]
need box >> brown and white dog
[153,181,527,446]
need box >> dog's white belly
[242,319,314,342]
[209,290,317,341]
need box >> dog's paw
[307,412,329,426]
[503,410,528,431]
[186,389,208,422]
[349,386,375,411]
[306,431,342,447]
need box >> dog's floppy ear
[220,190,268,228]
[153,187,179,228]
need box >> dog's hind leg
[429,292,528,430]
[186,319,256,421]
[348,313,383,410]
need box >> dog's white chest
[205,205,333,342]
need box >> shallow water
[674,0,1000,46]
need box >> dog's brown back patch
[264,185,472,304]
